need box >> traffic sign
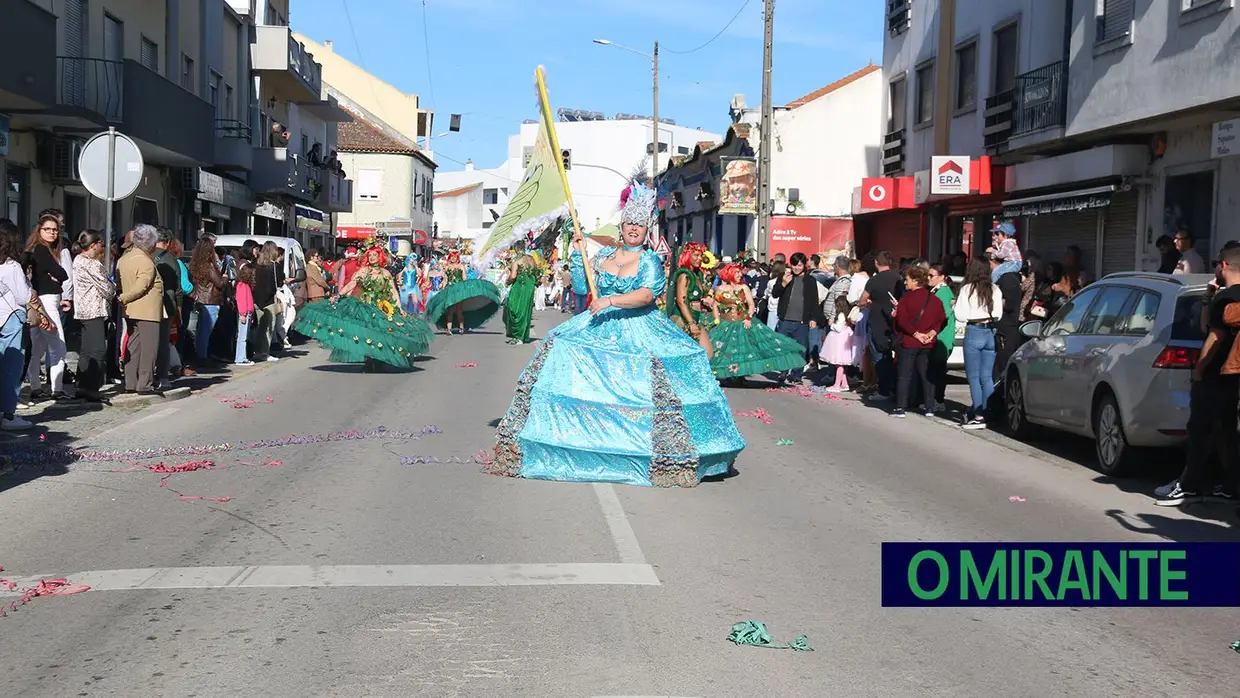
[78,129,143,202]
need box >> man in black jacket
[990,253,1025,407]
[153,228,184,388]
[771,252,825,381]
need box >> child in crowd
[990,220,1023,281]
[234,264,256,366]
[821,295,855,393]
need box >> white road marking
[0,563,659,593]
[593,483,648,565]
[86,406,179,442]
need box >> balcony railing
[215,118,251,140]
[57,56,123,123]
[1013,60,1067,136]
[881,128,906,176]
[984,61,1069,151]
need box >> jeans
[808,327,825,364]
[196,304,220,361]
[254,305,277,358]
[235,317,250,363]
[963,324,997,412]
[869,330,896,396]
[76,317,108,394]
[0,310,26,415]
[27,293,66,393]
[896,345,933,411]
[573,293,588,315]
[561,288,572,311]
[776,319,811,376]
[1180,377,1240,492]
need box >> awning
[336,225,376,240]
[295,205,327,234]
[1002,185,1116,218]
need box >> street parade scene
[3,1,1240,696]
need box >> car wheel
[1093,392,1135,476]
[1005,371,1032,439]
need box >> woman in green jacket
[928,263,956,411]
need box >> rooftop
[434,183,482,199]
[784,63,881,109]
[336,108,419,155]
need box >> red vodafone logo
[861,177,896,209]
[868,183,888,203]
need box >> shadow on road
[309,364,424,374]
[1103,507,1239,542]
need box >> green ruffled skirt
[424,279,502,330]
[293,296,432,368]
[707,318,806,379]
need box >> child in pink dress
[819,296,855,392]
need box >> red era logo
[938,160,963,175]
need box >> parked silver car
[1003,272,1210,475]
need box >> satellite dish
[786,203,797,215]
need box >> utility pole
[756,0,775,261]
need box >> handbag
[26,291,47,328]
[847,305,862,325]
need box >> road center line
[0,564,660,592]
[593,484,648,565]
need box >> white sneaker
[265,356,279,362]
[235,360,255,366]
[2,415,33,431]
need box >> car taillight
[1153,346,1199,369]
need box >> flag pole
[536,67,597,300]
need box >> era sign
[931,155,970,195]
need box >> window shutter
[140,39,158,71]
[1099,0,1134,42]
[357,169,382,199]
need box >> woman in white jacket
[953,258,1005,430]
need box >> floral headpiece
[677,242,707,270]
[701,250,719,270]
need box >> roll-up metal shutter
[870,211,921,260]
[1100,191,1139,277]
[1026,209,1100,277]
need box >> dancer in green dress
[424,249,502,334]
[707,263,806,384]
[667,241,714,358]
[294,244,432,371]
[502,254,537,344]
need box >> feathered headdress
[620,180,657,229]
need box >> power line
[664,0,752,55]
[420,0,437,110]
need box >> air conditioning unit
[45,137,84,184]
[181,167,201,192]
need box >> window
[140,37,159,72]
[1043,287,1101,336]
[914,61,935,125]
[425,176,434,212]
[482,221,494,229]
[1172,293,1207,341]
[1121,292,1161,336]
[645,142,669,154]
[522,146,534,169]
[1080,287,1135,335]
[356,169,382,201]
[209,71,222,112]
[181,55,195,92]
[483,188,499,205]
[103,14,123,62]
[888,77,907,132]
[887,0,911,36]
[501,187,508,196]
[677,146,690,155]
[954,41,977,111]
[1096,0,1135,44]
[993,23,1019,95]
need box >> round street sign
[78,130,144,201]
[868,183,888,203]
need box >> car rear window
[1171,292,1206,341]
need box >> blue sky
[291,0,882,173]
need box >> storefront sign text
[1212,118,1239,159]
[1003,193,1112,218]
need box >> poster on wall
[718,157,757,215]
[768,216,853,261]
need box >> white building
[432,161,512,240]
[333,105,436,254]
[733,64,884,218]
[505,117,722,232]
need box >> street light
[592,38,660,188]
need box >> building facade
[432,161,511,241]
[333,105,436,256]
[852,0,1240,277]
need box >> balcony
[213,119,253,172]
[316,169,353,213]
[251,147,319,203]
[121,59,214,166]
[881,128,906,176]
[56,57,124,125]
[0,0,57,110]
[985,61,1069,152]
[252,26,322,102]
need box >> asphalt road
[1,310,1239,697]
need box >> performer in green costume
[706,263,805,384]
[424,249,502,334]
[666,241,714,358]
[502,254,537,344]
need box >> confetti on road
[456,362,478,368]
[400,449,496,466]
[766,385,850,404]
[219,396,276,409]
[775,438,795,446]
[727,620,813,652]
[735,408,774,424]
[1008,496,1027,502]
[1231,640,1240,653]
[0,564,90,618]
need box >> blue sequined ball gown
[487,246,746,487]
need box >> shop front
[1002,183,1141,279]
[253,200,287,238]
[195,170,254,241]
[294,205,329,251]
[851,175,921,260]
[767,216,853,260]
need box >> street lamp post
[592,39,660,184]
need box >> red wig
[677,242,707,270]
[716,263,743,285]
[446,250,461,264]
[363,245,389,268]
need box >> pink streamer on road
[456,362,478,368]
[735,408,774,424]
[0,564,90,617]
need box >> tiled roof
[784,63,881,109]
[336,108,418,154]
[434,183,481,199]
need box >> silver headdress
[620,181,657,229]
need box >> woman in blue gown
[487,182,746,487]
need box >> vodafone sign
[862,177,895,209]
